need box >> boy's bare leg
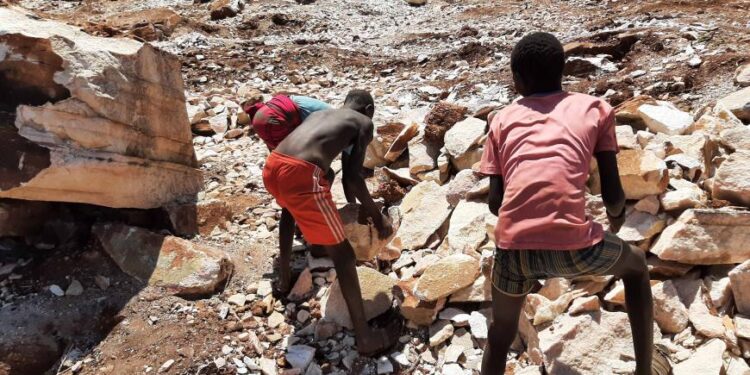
[277,208,295,294]
[325,240,398,355]
[481,287,525,375]
[604,242,653,375]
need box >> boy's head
[510,32,565,96]
[343,89,375,118]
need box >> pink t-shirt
[480,91,618,250]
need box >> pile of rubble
[179,67,750,374]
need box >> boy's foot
[275,267,292,295]
[356,319,402,356]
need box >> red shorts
[263,151,345,245]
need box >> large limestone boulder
[637,102,693,135]
[0,7,202,209]
[720,126,750,152]
[616,210,666,243]
[617,149,669,200]
[321,267,396,329]
[717,87,750,121]
[388,181,452,251]
[93,224,233,296]
[730,260,750,315]
[414,254,480,302]
[444,117,486,171]
[538,311,661,375]
[713,150,750,207]
[651,209,750,264]
[688,105,744,138]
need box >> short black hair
[344,89,374,108]
[510,32,565,92]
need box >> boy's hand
[371,212,394,239]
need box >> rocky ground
[1,0,750,374]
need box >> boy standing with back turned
[480,33,667,374]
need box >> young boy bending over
[263,90,398,355]
[480,33,659,374]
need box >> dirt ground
[1,0,749,374]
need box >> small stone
[569,295,601,315]
[257,280,273,297]
[66,279,84,296]
[297,310,310,323]
[288,268,313,301]
[158,359,174,373]
[49,284,65,297]
[214,357,226,368]
[634,195,660,215]
[376,356,394,374]
[221,345,232,355]
[286,345,316,369]
[228,293,247,306]
[468,311,489,340]
[429,320,454,347]
[268,311,285,328]
[735,315,750,339]
[94,275,110,290]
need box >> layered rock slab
[0,7,201,209]
[650,209,750,264]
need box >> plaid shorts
[492,232,624,296]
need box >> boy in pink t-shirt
[480,33,665,375]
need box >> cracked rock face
[0,7,201,209]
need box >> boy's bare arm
[595,151,626,231]
[340,153,357,203]
[488,175,504,216]
[342,121,391,237]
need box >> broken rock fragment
[637,102,693,135]
[338,204,395,261]
[321,267,396,329]
[444,117,486,171]
[717,86,750,121]
[539,310,661,375]
[210,0,244,20]
[713,150,750,207]
[650,209,750,264]
[93,223,233,296]
[651,280,689,334]
[673,339,726,375]
[388,181,452,251]
[730,260,750,315]
[414,254,480,302]
[441,200,491,254]
[397,279,446,326]
[617,149,669,200]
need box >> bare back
[275,108,373,171]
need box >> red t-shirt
[480,91,618,250]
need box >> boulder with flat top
[0,7,202,209]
